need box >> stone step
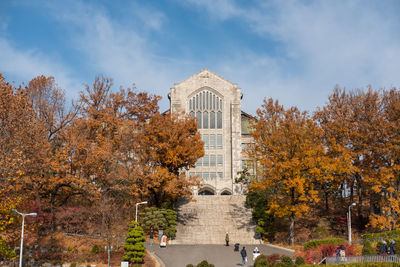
[171,195,261,245]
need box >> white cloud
[0,38,81,96]
[184,0,400,112]
[42,0,195,111]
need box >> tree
[249,98,336,245]
[139,207,177,239]
[314,87,394,230]
[122,221,146,264]
[136,112,204,206]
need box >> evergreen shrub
[303,238,346,250]
[295,256,305,265]
[122,221,146,264]
[281,255,294,266]
[91,244,99,254]
[254,254,270,267]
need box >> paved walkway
[146,243,294,267]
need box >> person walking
[389,240,396,255]
[225,232,229,246]
[149,231,154,246]
[240,246,247,265]
[380,241,388,255]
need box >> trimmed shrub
[122,221,146,264]
[303,238,346,250]
[254,254,270,267]
[281,255,294,266]
[362,240,375,255]
[197,260,211,267]
[303,263,400,267]
[186,265,194,267]
[295,256,305,265]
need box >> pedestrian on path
[240,246,247,265]
[150,231,154,246]
[225,232,229,246]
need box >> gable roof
[174,69,237,87]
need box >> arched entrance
[220,189,232,195]
[198,186,216,195]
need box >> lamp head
[351,203,356,206]
[28,213,37,216]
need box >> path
[146,243,294,267]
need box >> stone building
[168,69,253,195]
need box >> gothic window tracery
[189,90,223,129]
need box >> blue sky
[1,0,400,114]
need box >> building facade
[168,69,253,195]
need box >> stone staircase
[170,195,261,245]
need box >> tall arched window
[189,90,223,129]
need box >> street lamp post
[12,209,37,267]
[347,203,356,244]
[135,201,148,223]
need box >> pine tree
[122,221,146,264]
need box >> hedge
[362,230,400,241]
[304,263,400,267]
[303,238,346,250]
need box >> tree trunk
[289,213,295,246]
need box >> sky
[1,0,400,114]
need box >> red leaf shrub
[320,244,336,257]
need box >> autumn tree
[249,99,336,245]
[314,87,392,229]
[136,112,204,206]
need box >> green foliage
[295,256,305,265]
[303,238,346,250]
[0,236,17,260]
[274,262,285,267]
[281,255,294,266]
[312,226,330,239]
[70,264,76,267]
[139,207,177,239]
[246,189,286,240]
[91,244,99,254]
[303,263,400,267]
[362,240,375,255]
[186,260,214,267]
[362,229,400,241]
[254,254,270,267]
[122,221,146,264]
[196,260,213,267]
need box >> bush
[70,264,76,267]
[319,244,336,257]
[303,238,346,250]
[362,229,400,241]
[281,255,294,266]
[295,256,305,265]
[122,221,146,264]
[197,260,211,267]
[186,265,194,267]
[254,254,270,267]
[362,240,375,255]
[91,244,100,254]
